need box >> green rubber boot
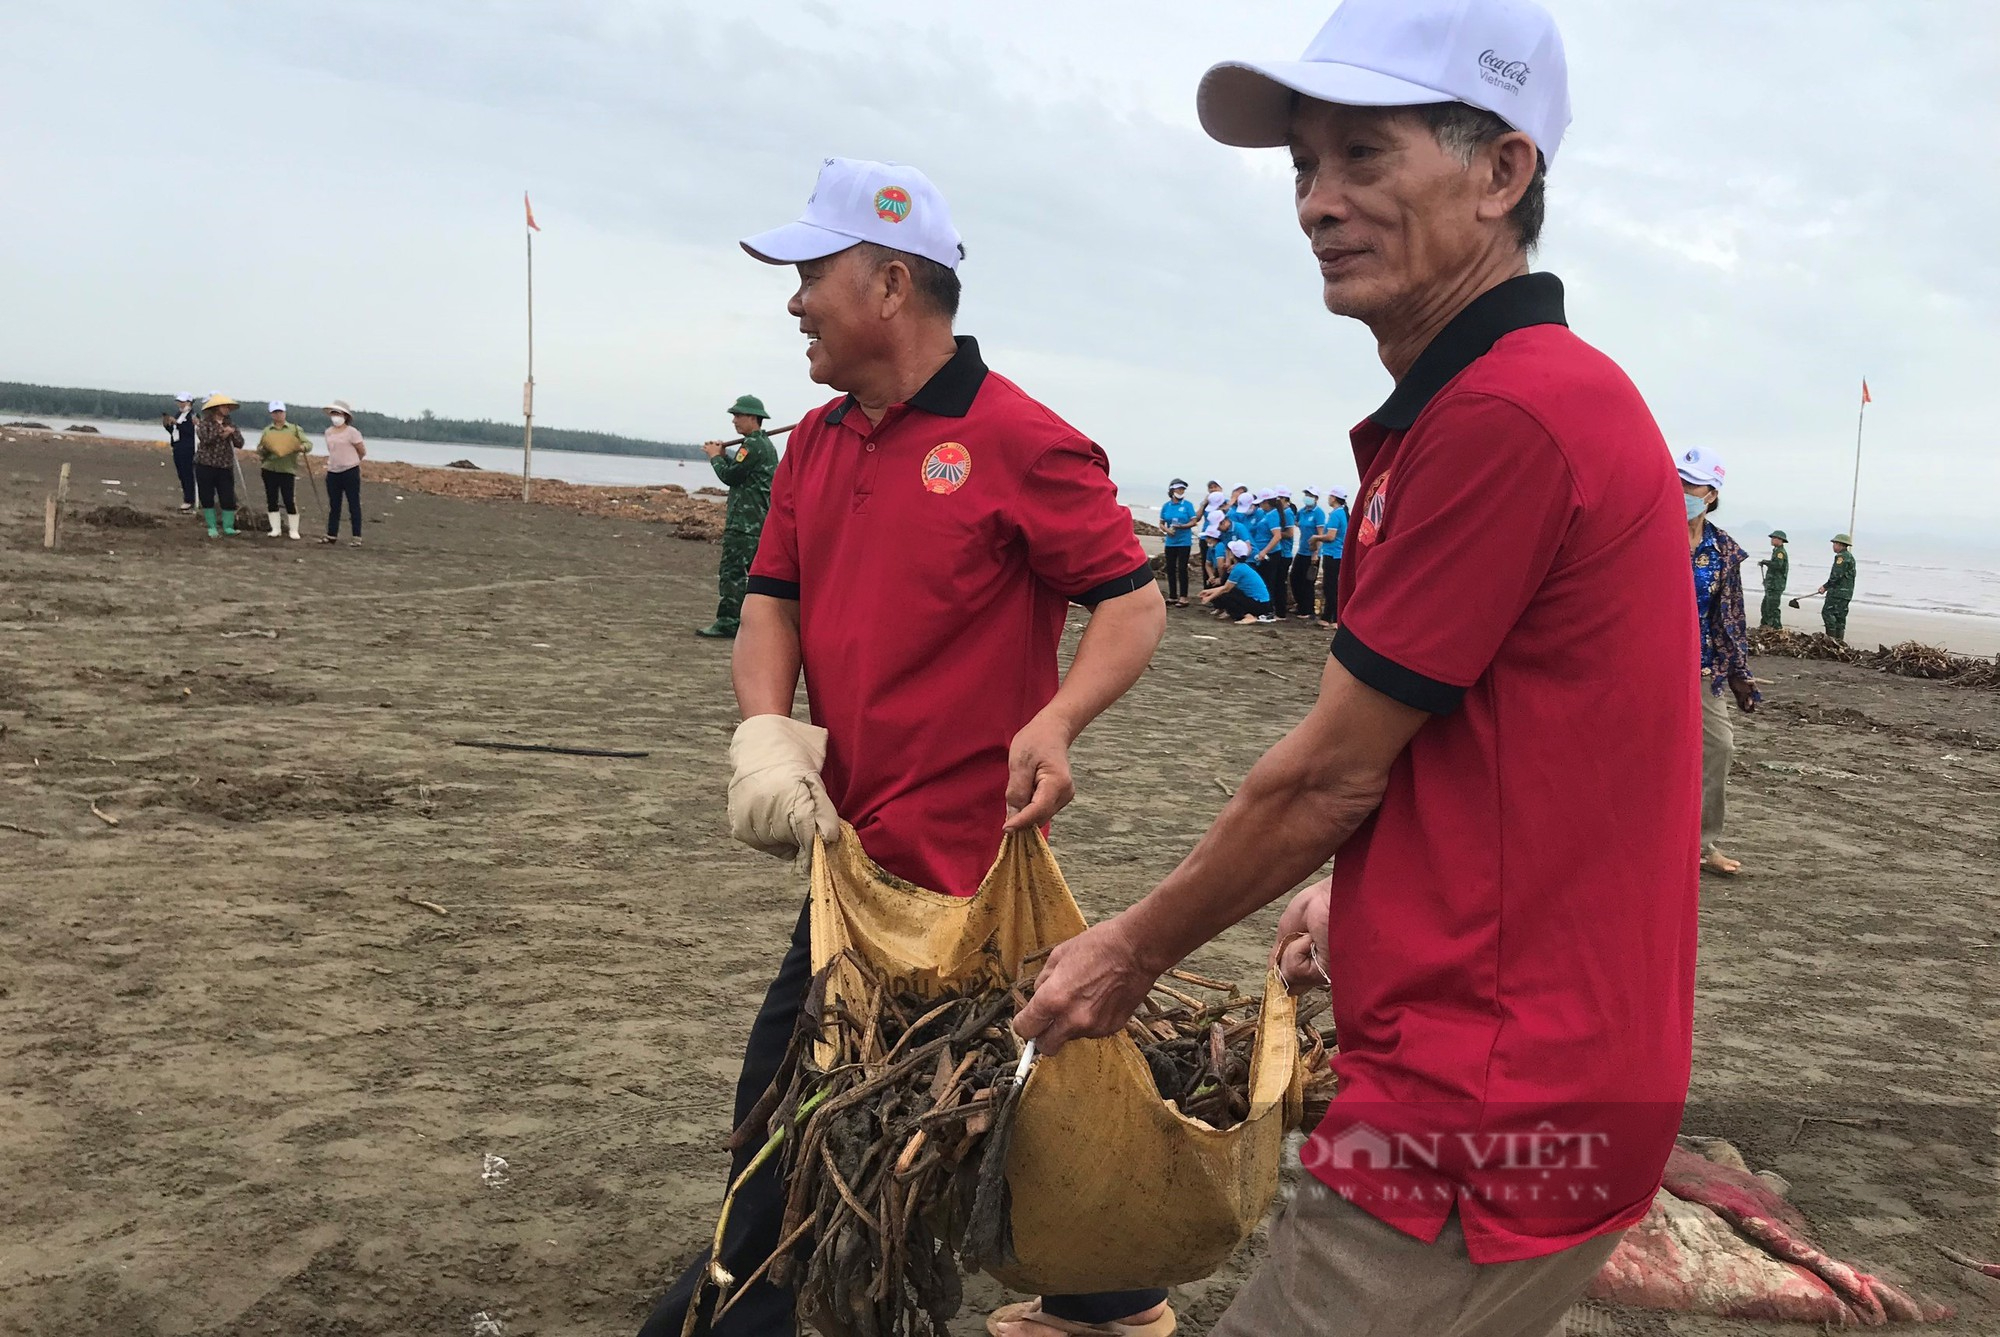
[694,621,738,639]
[201,507,219,538]
[220,509,238,536]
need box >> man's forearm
[732,594,804,719]
[1116,659,1428,975]
[1035,584,1166,741]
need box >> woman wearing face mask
[1677,446,1759,877]
[320,399,367,546]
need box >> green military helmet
[1768,530,1787,542]
[728,394,769,420]
[1832,533,1853,546]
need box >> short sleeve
[1013,435,1151,606]
[746,441,801,599]
[1334,394,1578,714]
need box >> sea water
[17,417,1998,623]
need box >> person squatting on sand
[1016,0,1703,1332]
[635,156,1172,1337]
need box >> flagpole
[522,217,535,502]
[1846,389,1865,542]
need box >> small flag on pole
[524,192,540,232]
[1860,378,1871,405]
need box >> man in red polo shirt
[1017,1,1700,1333]
[637,158,1170,1337]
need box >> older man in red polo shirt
[1017,1,1701,1333]
[637,158,1170,1337]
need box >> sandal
[317,534,338,544]
[988,1300,1176,1336]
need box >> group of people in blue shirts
[1157,479,1350,626]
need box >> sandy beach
[3,432,1997,1336]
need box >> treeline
[0,382,703,460]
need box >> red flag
[524,192,541,232]
[1860,379,1871,405]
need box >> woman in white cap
[1678,446,1760,876]
[1199,538,1275,623]
[192,394,245,538]
[1159,479,1198,606]
[320,399,367,546]
[1315,486,1350,628]
[256,402,312,539]
[1292,486,1328,618]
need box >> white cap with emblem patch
[1196,0,1572,168]
[742,157,965,272]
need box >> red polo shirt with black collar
[1306,274,1702,1261]
[747,337,1151,897]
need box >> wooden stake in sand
[43,462,70,549]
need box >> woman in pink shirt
[320,398,367,547]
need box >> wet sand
[3,433,1996,1336]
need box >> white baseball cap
[268,401,286,412]
[175,391,193,402]
[1197,0,1572,167]
[1676,446,1726,489]
[1329,486,1350,501]
[742,157,964,271]
[1300,485,1320,498]
[1227,539,1253,558]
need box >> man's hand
[1003,711,1075,832]
[1013,914,1158,1054]
[1728,675,1760,714]
[1272,878,1332,994]
[702,440,725,459]
[727,714,841,859]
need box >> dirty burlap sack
[810,825,1299,1295]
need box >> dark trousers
[1822,596,1850,642]
[1214,588,1272,620]
[1163,546,1191,600]
[1198,538,1218,585]
[637,902,1166,1336]
[325,467,362,536]
[172,442,197,505]
[261,469,297,515]
[1289,554,1318,618]
[1759,587,1784,629]
[1259,555,1291,618]
[1322,556,1342,623]
[194,462,235,511]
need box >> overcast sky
[5,0,1996,546]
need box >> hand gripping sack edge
[810,824,1300,1295]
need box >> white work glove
[727,714,841,860]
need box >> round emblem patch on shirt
[874,186,912,223]
[920,442,971,494]
[1356,469,1391,547]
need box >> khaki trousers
[1700,672,1732,855]
[1210,1180,1623,1337]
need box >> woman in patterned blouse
[193,394,246,538]
[1677,447,1760,877]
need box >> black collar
[826,336,988,425]
[1370,273,1568,430]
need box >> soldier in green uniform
[697,394,780,639]
[1814,533,1857,641]
[1757,529,1788,629]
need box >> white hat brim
[1198,60,1459,148]
[740,220,862,266]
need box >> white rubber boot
[267,510,283,537]
[286,512,301,540]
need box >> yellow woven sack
[810,825,1298,1296]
